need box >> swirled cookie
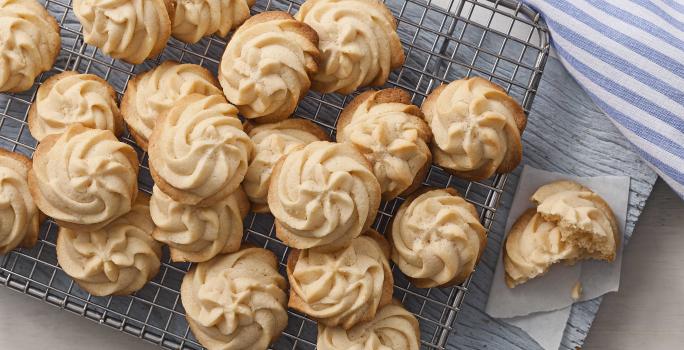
[337,89,431,200]
[422,77,526,180]
[73,0,172,64]
[295,0,404,94]
[389,188,486,288]
[317,301,420,350]
[287,230,392,329]
[219,11,320,123]
[503,209,581,288]
[0,0,60,93]
[28,72,123,142]
[121,61,222,150]
[531,180,619,261]
[0,149,41,254]
[244,119,328,212]
[268,141,381,250]
[29,124,139,231]
[150,185,249,262]
[172,0,255,43]
[181,247,288,350]
[56,194,162,296]
[149,94,253,206]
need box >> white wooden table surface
[583,179,684,350]
[1,179,682,349]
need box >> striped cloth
[522,0,684,198]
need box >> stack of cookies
[0,0,533,349]
[503,181,620,288]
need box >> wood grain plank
[583,180,684,350]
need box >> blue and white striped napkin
[522,0,684,199]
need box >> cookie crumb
[571,281,583,301]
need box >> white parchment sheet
[485,165,630,349]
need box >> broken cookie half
[504,180,620,288]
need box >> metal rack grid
[0,0,549,349]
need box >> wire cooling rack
[0,0,549,349]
